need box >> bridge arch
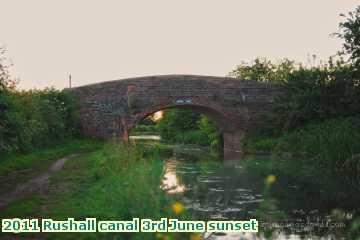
[127,103,247,159]
[67,75,281,160]
[129,103,241,132]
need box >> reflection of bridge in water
[68,75,282,160]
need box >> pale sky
[1,0,359,90]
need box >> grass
[131,124,159,135]
[0,138,102,195]
[241,117,360,239]
[171,130,210,146]
[243,117,360,176]
[1,142,194,239]
[0,138,102,176]
[1,193,45,218]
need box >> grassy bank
[243,117,360,177]
[0,139,102,195]
[1,142,194,240]
[243,117,360,238]
[0,139,101,175]
[244,155,360,239]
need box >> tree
[230,55,359,134]
[0,47,17,92]
[198,116,221,149]
[336,5,360,67]
[229,57,295,84]
[157,109,201,141]
[0,47,17,152]
[0,48,81,154]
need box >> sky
[1,0,359,90]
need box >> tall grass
[244,117,360,175]
[44,142,191,239]
[280,118,360,169]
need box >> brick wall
[67,75,282,159]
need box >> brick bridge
[68,75,281,160]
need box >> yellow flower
[266,175,276,185]
[190,234,202,240]
[171,202,185,215]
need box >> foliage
[157,108,221,148]
[158,108,199,141]
[274,57,359,132]
[244,117,360,175]
[242,137,277,153]
[242,155,360,239]
[230,56,360,134]
[171,130,210,146]
[235,5,360,183]
[131,124,159,135]
[132,108,221,149]
[348,217,360,240]
[0,139,100,177]
[236,9,360,234]
[230,6,360,134]
[0,48,81,154]
[1,142,191,239]
[229,57,295,84]
[0,88,81,154]
[0,139,101,195]
[198,116,222,148]
[157,108,201,140]
[0,47,17,152]
[0,47,17,91]
[335,5,360,67]
[279,117,360,172]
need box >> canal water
[160,149,360,240]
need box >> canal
[158,146,360,239]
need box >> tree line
[232,6,360,175]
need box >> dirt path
[0,153,80,209]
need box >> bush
[157,108,201,141]
[279,117,360,169]
[0,88,80,154]
[157,109,222,148]
[244,117,360,174]
[131,124,159,135]
[273,59,360,132]
[0,49,81,155]
[172,130,210,146]
[198,116,222,148]
[230,56,360,135]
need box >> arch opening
[127,104,244,160]
[131,106,223,150]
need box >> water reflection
[161,159,186,194]
[129,135,161,140]
[161,153,357,239]
[162,157,265,239]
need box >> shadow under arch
[127,103,244,161]
[132,104,234,132]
